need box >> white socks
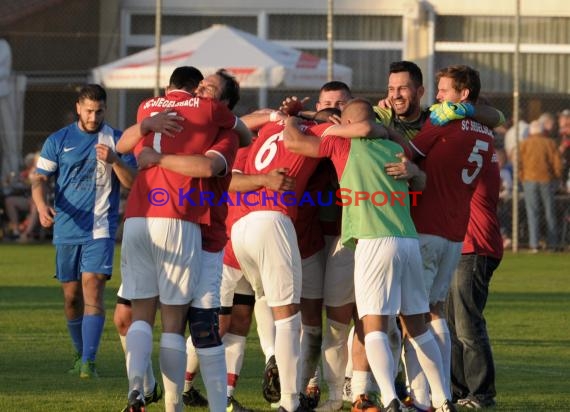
[159,333,186,412]
[275,312,301,412]
[197,345,227,412]
[254,297,275,361]
[322,319,350,401]
[223,333,246,397]
[429,318,451,391]
[364,331,397,407]
[301,323,322,388]
[126,321,153,393]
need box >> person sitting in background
[3,152,39,241]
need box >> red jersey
[409,118,495,242]
[235,121,326,221]
[462,152,504,259]
[222,144,252,269]
[294,159,331,258]
[201,129,239,253]
[124,90,238,224]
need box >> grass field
[0,243,569,411]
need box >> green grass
[0,244,569,411]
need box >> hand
[429,101,475,126]
[265,167,296,192]
[137,147,162,169]
[328,113,342,124]
[377,98,392,109]
[95,143,119,164]
[142,109,184,136]
[37,205,56,228]
[384,153,418,180]
[279,96,310,116]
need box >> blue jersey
[36,122,136,245]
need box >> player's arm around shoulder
[283,116,321,157]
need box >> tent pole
[154,0,162,97]
[259,88,268,109]
[327,0,334,81]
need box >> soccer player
[283,98,456,412]
[281,82,357,411]
[114,67,205,411]
[230,111,332,412]
[348,61,505,411]
[31,84,137,378]
[119,67,240,412]
[404,65,495,410]
[218,141,295,411]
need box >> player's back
[411,118,495,241]
[239,120,322,220]
[125,91,237,224]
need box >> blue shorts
[55,239,115,282]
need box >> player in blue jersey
[31,84,136,378]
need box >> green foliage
[0,245,569,411]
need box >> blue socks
[67,316,83,355]
[82,314,105,362]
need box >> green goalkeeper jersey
[373,106,429,141]
[339,137,418,249]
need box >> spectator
[504,115,529,162]
[519,119,563,252]
[496,148,513,248]
[558,109,570,192]
[538,112,556,138]
[3,152,39,241]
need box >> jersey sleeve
[112,128,138,169]
[211,99,238,130]
[408,118,440,158]
[206,129,239,177]
[36,134,59,177]
[232,144,251,173]
[307,122,335,137]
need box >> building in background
[1,0,569,152]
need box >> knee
[113,301,132,335]
[188,307,223,349]
[64,293,83,313]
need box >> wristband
[269,111,279,122]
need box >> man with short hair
[405,65,495,411]
[32,84,136,379]
[284,98,456,412]
[120,66,241,412]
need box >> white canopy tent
[92,24,352,107]
[0,39,27,181]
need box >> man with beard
[32,84,136,379]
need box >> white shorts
[231,211,302,307]
[301,249,326,299]
[120,217,201,305]
[192,249,223,309]
[220,264,254,308]
[117,283,124,299]
[418,234,463,304]
[323,235,355,307]
[354,237,429,318]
